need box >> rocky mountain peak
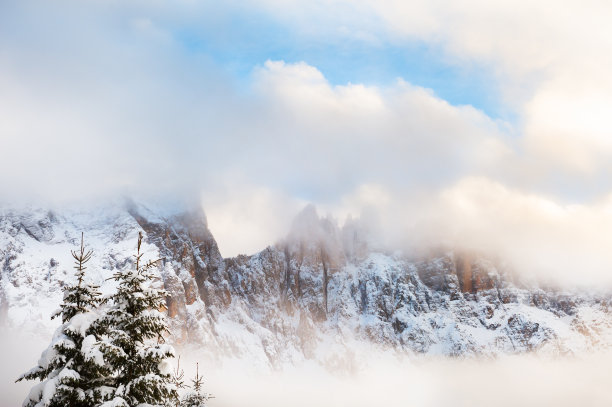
[282,204,372,270]
[1,203,612,368]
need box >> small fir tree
[98,231,177,407]
[170,356,186,393]
[17,233,111,407]
[180,363,213,407]
[166,356,186,407]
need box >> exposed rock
[1,203,612,368]
[19,212,55,242]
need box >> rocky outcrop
[1,203,612,368]
[127,205,224,305]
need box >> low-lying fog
[3,329,610,407]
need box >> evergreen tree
[180,363,213,407]
[17,233,111,407]
[169,356,186,394]
[98,231,177,407]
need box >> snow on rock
[2,202,612,370]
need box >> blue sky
[172,7,505,120]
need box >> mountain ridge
[2,202,611,369]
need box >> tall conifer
[17,234,111,407]
[98,232,177,407]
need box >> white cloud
[253,0,612,177]
[250,60,513,190]
[436,177,612,286]
[330,177,612,287]
[201,181,306,257]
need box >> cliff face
[1,203,612,369]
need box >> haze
[2,330,611,407]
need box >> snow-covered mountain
[2,202,612,369]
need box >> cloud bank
[3,328,612,407]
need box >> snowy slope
[1,202,612,369]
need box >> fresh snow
[2,204,612,372]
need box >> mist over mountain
[2,201,611,368]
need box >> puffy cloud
[250,60,513,192]
[254,0,612,178]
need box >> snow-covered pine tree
[170,356,186,393]
[98,231,177,407]
[180,363,213,407]
[17,233,111,407]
